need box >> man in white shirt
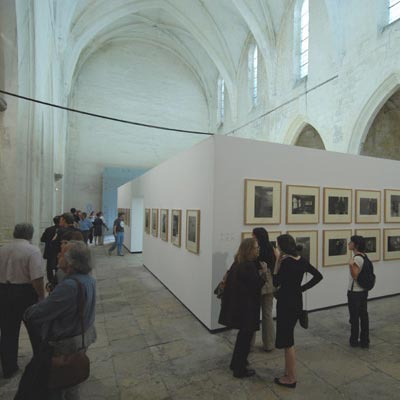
[347,235,369,348]
[0,223,44,378]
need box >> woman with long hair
[252,227,276,351]
[218,238,266,378]
[273,234,322,388]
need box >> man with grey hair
[0,223,44,379]
[24,241,96,399]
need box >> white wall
[123,135,400,330]
[117,182,132,252]
[210,136,400,328]
[127,138,215,328]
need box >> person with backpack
[347,235,375,348]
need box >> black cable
[0,89,214,136]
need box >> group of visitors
[218,228,371,389]
[0,212,99,399]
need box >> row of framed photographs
[242,228,400,267]
[144,208,201,254]
[245,179,400,225]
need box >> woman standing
[218,238,266,378]
[273,234,322,388]
[252,227,276,352]
[93,212,108,246]
[23,241,96,399]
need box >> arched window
[299,0,309,78]
[217,77,225,124]
[389,0,400,24]
[248,44,258,106]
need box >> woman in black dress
[273,234,322,388]
[218,238,266,378]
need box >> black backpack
[356,254,376,291]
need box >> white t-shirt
[348,254,365,292]
[0,239,44,284]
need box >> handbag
[299,283,309,329]
[299,309,309,329]
[48,278,90,390]
[214,269,231,299]
[214,280,225,299]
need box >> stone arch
[349,73,400,155]
[361,89,400,161]
[282,116,325,150]
[294,125,325,150]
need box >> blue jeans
[109,232,124,255]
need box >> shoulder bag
[47,278,90,389]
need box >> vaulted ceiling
[57,0,293,109]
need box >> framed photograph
[244,179,281,225]
[160,209,169,241]
[144,208,150,234]
[355,229,381,262]
[288,230,318,268]
[151,208,158,237]
[355,190,380,223]
[383,228,400,260]
[323,229,352,267]
[384,189,400,223]
[286,185,319,224]
[323,188,352,224]
[171,209,182,247]
[186,210,200,254]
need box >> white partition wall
[121,135,400,330]
[120,138,215,327]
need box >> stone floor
[1,246,400,399]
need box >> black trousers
[0,283,41,377]
[347,290,369,345]
[230,329,254,373]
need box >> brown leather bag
[48,278,90,389]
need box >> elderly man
[24,241,96,399]
[0,223,44,378]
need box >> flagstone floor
[1,246,400,399]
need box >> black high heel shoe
[274,377,296,388]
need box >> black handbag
[299,309,309,329]
[48,278,90,389]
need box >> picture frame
[384,189,400,223]
[355,190,380,223]
[288,230,318,268]
[323,229,352,267]
[355,229,381,262]
[241,230,281,248]
[186,210,200,254]
[160,209,169,241]
[286,185,320,224]
[171,209,182,247]
[151,208,158,237]
[383,228,400,260]
[323,187,352,224]
[144,208,150,234]
[244,179,281,225]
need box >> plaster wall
[66,40,209,212]
[211,136,400,328]
[227,0,400,156]
[122,136,400,330]
[0,0,18,242]
[122,138,214,328]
